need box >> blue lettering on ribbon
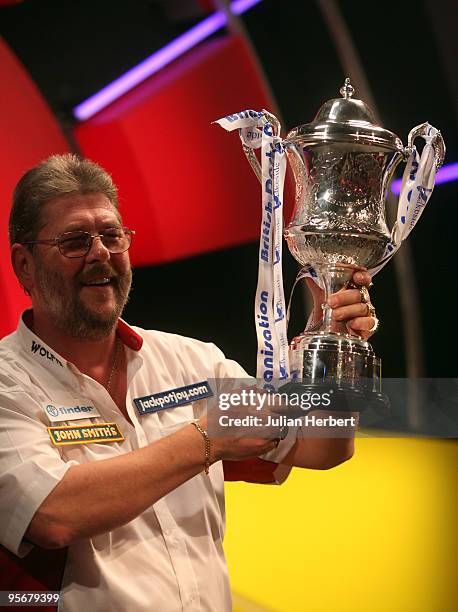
[257,290,274,387]
[260,202,272,262]
[225,110,262,122]
[304,264,318,279]
[417,185,432,202]
[246,130,262,141]
[408,186,433,230]
[263,123,273,137]
[261,143,276,263]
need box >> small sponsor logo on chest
[44,403,101,422]
[133,381,213,415]
[31,340,63,367]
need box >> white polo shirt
[0,311,294,612]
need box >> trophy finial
[340,78,355,99]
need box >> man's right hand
[197,386,288,463]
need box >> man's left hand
[306,269,377,341]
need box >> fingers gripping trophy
[216,79,445,405]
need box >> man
[0,154,377,611]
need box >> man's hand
[200,386,285,463]
[306,269,377,340]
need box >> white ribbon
[215,111,289,388]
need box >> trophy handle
[407,122,446,170]
[390,123,446,247]
[242,143,263,183]
[241,110,282,184]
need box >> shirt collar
[17,309,143,376]
[117,318,143,351]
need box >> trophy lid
[285,78,403,151]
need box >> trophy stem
[315,265,356,335]
[288,264,382,397]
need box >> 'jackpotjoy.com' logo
[133,381,213,415]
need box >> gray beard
[34,264,133,341]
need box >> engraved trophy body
[239,79,445,401]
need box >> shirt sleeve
[0,389,76,557]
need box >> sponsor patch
[44,403,101,423]
[31,340,63,367]
[133,381,213,416]
[48,422,124,446]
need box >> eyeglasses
[22,227,135,258]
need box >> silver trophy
[242,79,445,403]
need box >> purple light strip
[391,162,458,195]
[231,0,262,14]
[73,0,263,121]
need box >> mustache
[77,265,119,285]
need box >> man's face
[31,193,132,340]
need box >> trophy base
[287,331,387,411]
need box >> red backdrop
[0,39,69,339]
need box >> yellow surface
[225,438,457,612]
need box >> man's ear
[11,244,35,295]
